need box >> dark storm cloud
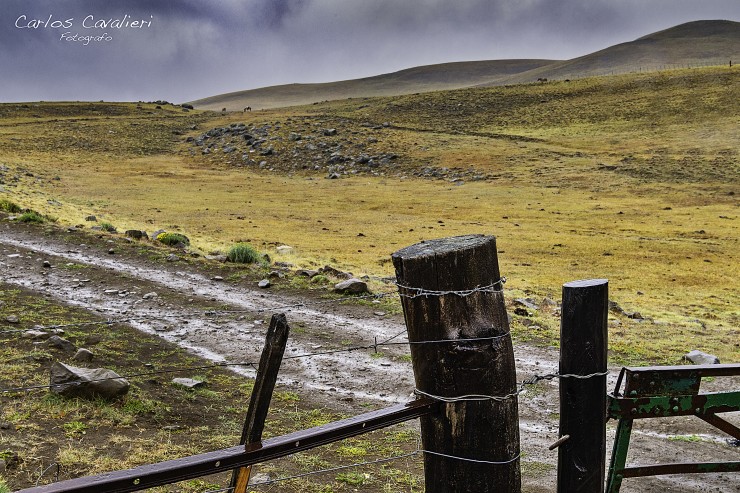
[0,1,738,103]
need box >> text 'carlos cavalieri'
[15,14,154,45]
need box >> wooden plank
[557,279,608,493]
[392,235,521,493]
[230,313,290,492]
[18,399,437,493]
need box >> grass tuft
[18,210,46,223]
[0,199,22,213]
[99,222,117,233]
[156,232,190,247]
[226,243,262,264]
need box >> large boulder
[683,350,720,365]
[50,362,129,399]
[334,278,369,295]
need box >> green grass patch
[17,210,46,223]
[226,242,262,264]
[99,222,117,233]
[156,232,190,247]
[0,199,22,213]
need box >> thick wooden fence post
[230,313,290,492]
[557,279,608,493]
[392,235,521,493]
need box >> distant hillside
[191,19,739,110]
[486,20,739,85]
[190,59,556,111]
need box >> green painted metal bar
[621,461,740,478]
[605,418,632,493]
[608,391,740,419]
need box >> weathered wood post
[392,235,520,493]
[557,279,608,493]
[230,313,290,493]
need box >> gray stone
[125,230,147,240]
[249,473,272,485]
[0,421,13,430]
[44,335,76,353]
[296,269,319,278]
[323,128,337,136]
[0,458,6,472]
[334,278,369,295]
[43,260,52,268]
[142,292,158,300]
[289,132,302,141]
[72,348,94,363]
[23,330,51,340]
[151,229,167,240]
[50,362,129,399]
[166,254,180,262]
[514,298,539,311]
[327,172,341,179]
[85,215,97,222]
[258,279,271,289]
[5,315,19,324]
[172,377,206,389]
[684,350,720,365]
[276,245,294,255]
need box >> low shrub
[227,243,262,264]
[100,222,117,233]
[0,477,9,493]
[18,211,46,223]
[0,199,22,213]
[156,232,190,247]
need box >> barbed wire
[414,371,610,403]
[395,278,506,299]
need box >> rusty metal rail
[606,363,740,492]
[18,398,437,493]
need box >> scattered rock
[0,421,13,430]
[85,215,97,222]
[125,230,147,240]
[334,278,369,295]
[513,307,530,317]
[212,276,224,281]
[205,254,227,262]
[541,297,558,308]
[42,260,52,268]
[514,298,539,311]
[608,300,625,315]
[296,269,319,278]
[23,330,52,340]
[323,128,337,136]
[683,350,720,365]
[6,315,19,324]
[250,473,272,485]
[276,245,294,255]
[142,292,158,300]
[166,254,180,262]
[172,377,206,389]
[72,348,94,363]
[44,335,76,353]
[258,279,271,289]
[327,172,341,179]
[50,362,130,399]
[626,312,643,320]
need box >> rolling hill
[191,19,739,111]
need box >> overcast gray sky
[1,0,738,103]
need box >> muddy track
[1,221,737,492]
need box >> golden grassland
[0,67,737,364]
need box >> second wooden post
[392,235,521,493]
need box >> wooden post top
[392,234,494,260]
[563,279,608,289]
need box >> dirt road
[1,220,737,492]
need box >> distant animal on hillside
[221,107,226,113]
[244,106,251,112]
[537,78,548,83]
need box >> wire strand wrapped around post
[392,234,521,493]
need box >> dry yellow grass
[0,68,737,364]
